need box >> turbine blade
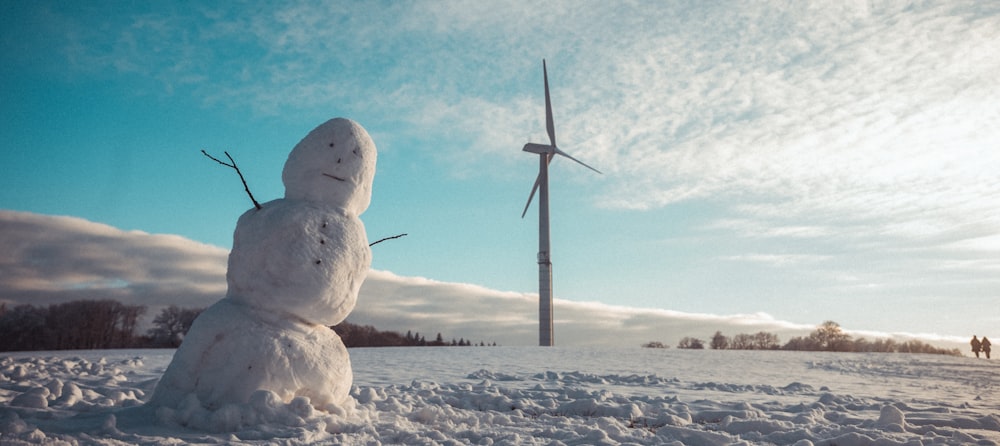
[544,59,556,148]
[521,172,543,218]
[553,147,602,174]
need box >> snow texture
[148,118,375,414]
[2,348,998,445]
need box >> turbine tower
[521,59,601,347]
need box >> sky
[2,1,999,345]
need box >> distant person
[971,335,982,358]
[982,337,991,359]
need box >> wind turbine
[521,59,601,347]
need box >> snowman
[150,118,376,414]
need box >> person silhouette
[971,335,982,358]
[982,337,991,359]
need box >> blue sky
[3,1,1000,342]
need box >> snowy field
[1,347,998,445]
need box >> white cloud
[0,211,229,314]
[1,210,968,349]
[721,254,830,267]
[50,2,1000,239]
[353,269,824,346]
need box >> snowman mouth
[322,173,346,182]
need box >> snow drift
[2,347,998,445]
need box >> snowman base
[150,298,352,413]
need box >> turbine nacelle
[522,143,555,155]
[523,143,600,174]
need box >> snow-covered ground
[1,347,998,445]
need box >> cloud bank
[0,210,966,350]
[0,210,228,312]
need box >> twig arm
[370,233,407,247]
[201,150,262,210]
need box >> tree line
[0,300,146,351]
[334,323,496,348]
[0,300,494,351]
[644,321,962,356]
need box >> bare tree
[753,331,781,350]
[148,306,204,347]
[811,321,852,351]
[117,305,146,347]
[730,333,755,350]
[677,337,705,349]
[0,305,47,351]
[710,331,729,350]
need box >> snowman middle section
[228,199,370,326]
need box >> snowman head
[282,118,377,215]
